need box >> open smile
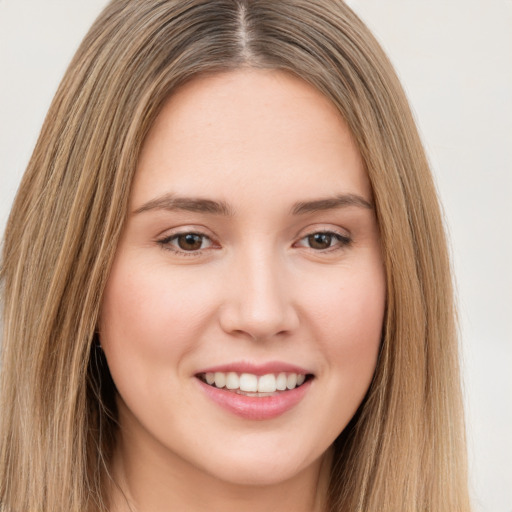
[197,371,312,396]
[195,365,315,420]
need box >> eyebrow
[133,194,234,216]
[291,194,373,215]
[133,192,373,216]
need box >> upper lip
[195,361,313,376]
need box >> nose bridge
[221,242,298,339]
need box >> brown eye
[307,233,333,250]
[176,233,204,251]
[158,232,213,253]
[295,231,352,252]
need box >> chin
[204,457,314,487]
[191,438,329,488]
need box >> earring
[93,331,102,350]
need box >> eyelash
[157,232,215,256]
[157,229,352,256]
[294,231,352,251]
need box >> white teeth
[239,373,258,392]
[214,372,226,388]
[276,372,287,391]
[258,374,276,393]
[286,373,297,390]
[226,372,239,390]
[203,371,308,392]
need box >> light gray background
[1,1,511,511]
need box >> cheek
[302,261,385,378]
[276,261,386,449]
[98,257,222,368]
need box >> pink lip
[195,361,314,420]
[195,361,311,376]
[196,378,313,421]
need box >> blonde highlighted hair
[0,1,470,510]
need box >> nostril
[218,302,299,341]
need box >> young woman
[0,1,471,511]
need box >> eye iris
[177,234,203,251]
[308,233,332,250]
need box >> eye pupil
[308,233,332,249]
[178,234,203,251]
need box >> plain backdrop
[0,1,511,511]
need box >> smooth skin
[99,69,386,512]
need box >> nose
[218,247,299,341]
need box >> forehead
[132,69,371,209]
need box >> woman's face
[99,69,386,487]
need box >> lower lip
[197,378,312,420]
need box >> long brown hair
[0,1,470,510]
